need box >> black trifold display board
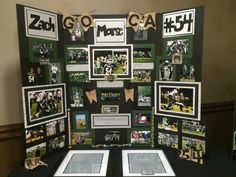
[16,3,206,162]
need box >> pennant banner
[85,89,97,104]
[61,12,94,33]
[124,88,134,102]
[126,12,156,32]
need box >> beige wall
[0,0,235,125]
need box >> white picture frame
[122,150,175,176]
[54,150,109,177]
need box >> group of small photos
[70,111,93,147]
[129,110,153,147]
[26,38,63,86]
[159,35,195,82]
[157,116,206,154]
[25,118,66,159]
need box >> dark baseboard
[0,123,23,140]
[202,101,234,114]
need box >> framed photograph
[100,89,121,103]
[138,86,152,107]
[233,131,236,150]
[158,132,178,149]
[158,116,178,132]
[94,18,126,45]
[46,119,65,137]
[101,105,119,114]
[22,84,67,128]
[122,150,175,177]
[129,129,151,146]
[182,136,206,154]
[155,81,201,120]
[163,36,193,59]
[131,70,152,83]
[88,45,133,80]
[182,120,206,137]
[48,135,65,153]
[132,110,151,127]
[91,113,131,129]
[68,71,89,83]
[26,142,46,159]
[69,86,84,107]
[25,126,44,144]
[71,131,93,145]
[54,150,109,177]
[72,111,88,130]
[133,44,154,63]
[64,45,88,64]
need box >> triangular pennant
[124,88,134,102]
[85,89,97,104]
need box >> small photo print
[100,90,121,102]
[182,120,206,137]
[134,30,148,41]
[131,70,151,83]
[158,132,178,149]
[72,111,87,130]
[25,126,44,144]
[158,116,178,132]
[104,130,120,143]
[69,86,84,107]
[164,37,193,59]
[26,142,46,159]
[159,60,174,81]
[130,130,151,144]
[49,63,62,84]
[29,38,56,64]
[46,119,65,137]
[182,136,206,154]
[101,105,119,114]
[48,135,65,153]
[68,71,89,83]
[133,111,151,126]
[71,132,93,145]
[172,53,183,64]
[65,46,88,64]
[27,64,45,86]
[180,62,195,82]
[138,86,152,107]
[133,47,152,63]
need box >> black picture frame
[155,81,201,120]
[22,83,67,128]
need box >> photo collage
[155,8,206,157]
[17,5,204,159]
